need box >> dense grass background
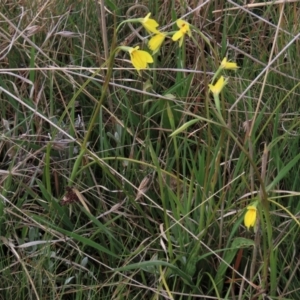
[1,0,300,299]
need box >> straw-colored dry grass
[1,0,300,299]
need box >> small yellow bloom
[221,57,239,70]
[148,32,166,54]
[128,46,153,71]
[208,76,227,95]
[244,206,257,230]
[172,19,191,47]
[139,13,159,34]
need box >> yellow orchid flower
[139,13,159,34]
[148,32,166,54]
[244,206,257,230]
[172,19,191,47]
[128,46,153,71]
[221,57,239,70]
[208,76,227,96]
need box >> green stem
[213,94,221,115]
[69,45,118,184]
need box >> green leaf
[31,215,119,259]
[113,260,195,288]
[169,119,199,137]
[266,152,300,192]
[215,238,255,293]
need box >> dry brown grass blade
[72,187,92,214]
[135,173,153,201]
[0,237,40,300]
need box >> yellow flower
[208,76,227,96]
[172,19,191,47]
[221,57,239,70]
[148,32,166,54]
[244,206,257,230]
[139,13,159,34]
[128,46,153,71]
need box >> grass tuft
[1,0,300,299]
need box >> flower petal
[221,57,239,70]
[244,206,257,230]
[176,19,186,29]
[130,48,153,71]
[208,76,227,95]
[141,13,159,33]
[128,46,140,55]
[172,19,191,46]
[172,30,183,42]
[149,33,166,54]
[144,13,151,21]
[178,36,184,47]
[176,19,190,34]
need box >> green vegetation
[1,0,300,299]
